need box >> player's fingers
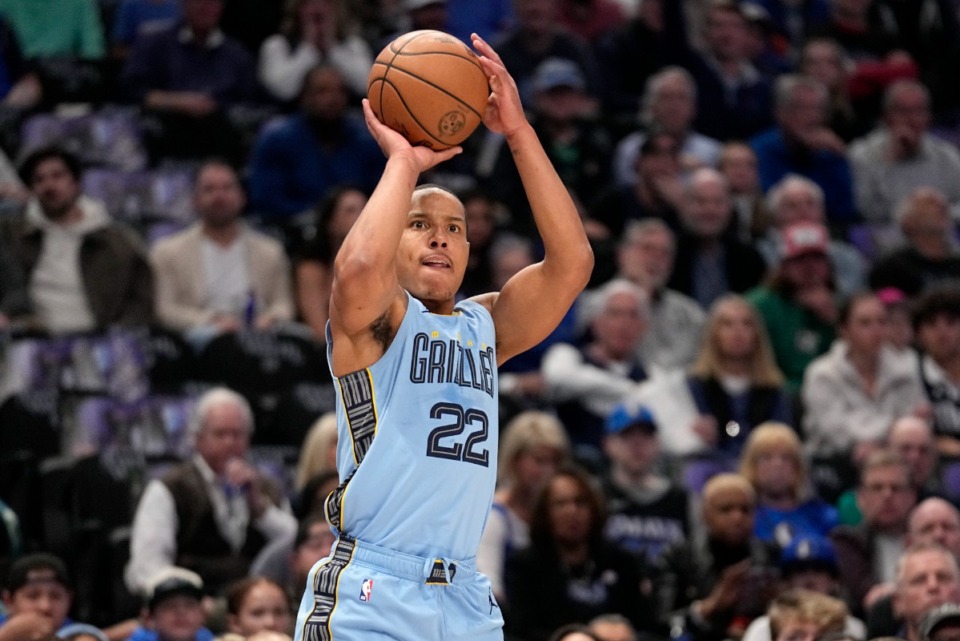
[471,33,504,65]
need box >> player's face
[229,581,291,635]
[396,189,469,307]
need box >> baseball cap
[921,603,960,641]
[876,287,908,306]
[57,623,109,641]
[5,553,72,593]
[780,535,838,576]
[531,58,586,94]
[605,402,657,436]
[145,567,204,611]
[780,222,829,260]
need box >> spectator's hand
[650,174,685,210]
[863,581,895,611]
[886,123,920,161]
[0,611,57,641]
[224,458,269,518]
[213,314,242,333]
[796,285,836,324]
[937,435,960,458]
[797,127,847,155]
[692,414,718,446]
[852,440,883,466]
[0,182,30,204]
[146,91,217,117]
[913,403,933,421]
[472,34,528,138]
[698,560,749,620]
[885,50,914,65]
[254,314,277,331]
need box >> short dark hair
[4,552,72,593]
[913,286,960,330]
[837,291,879,327]
[18,146,82,185]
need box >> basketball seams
[369,30,488,150]
[378,65,486,121]
[371,77,464,148]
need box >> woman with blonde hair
[739,422,838,548]
[687,294,792,458]
[294,412,338,490]
[478,410,570,602]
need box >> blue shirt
[247,113,385,220]
[112,0,180,46]
[751,127,858,222]
[126,625,214,641]
[754,499,839,548]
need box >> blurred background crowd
[5,0,960,640]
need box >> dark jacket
[0,199,154,329]
[829,523,889,618]
[161,461,267,595]
[654,536,780,641]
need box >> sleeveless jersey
[324,292,499,560]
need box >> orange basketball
[367,30,490,150]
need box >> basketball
[367,30,490,150]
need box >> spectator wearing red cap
[747,221,837,392]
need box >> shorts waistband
[338,535,476,584]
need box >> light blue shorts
[293,535,504,641]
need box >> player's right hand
[361,98,461,172]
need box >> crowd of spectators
[5,0,960,640]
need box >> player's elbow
[569,242,594,290]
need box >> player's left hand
[471,34,528,138]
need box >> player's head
[396,184,469,306]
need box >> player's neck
[419,296,456,316]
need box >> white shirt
[124,454,297,595]
[201,236,250,318]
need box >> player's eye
[412,220,426,229]
[448,224,460,233]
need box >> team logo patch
[359,579,373,602]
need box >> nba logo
[359,579,373,602]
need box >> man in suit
[150,160,293,346]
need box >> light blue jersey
[325,292,499,559]
[295,292,504,641]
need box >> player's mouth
[422,255,451,269]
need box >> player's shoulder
[463,292,497,317]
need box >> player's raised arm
[329,99,460,372]
[470,35,594,365]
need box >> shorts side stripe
[301,537,357,641]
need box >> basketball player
[293,34,594,641]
